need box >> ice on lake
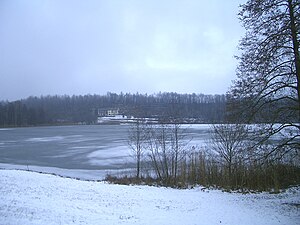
[0,125,211,179]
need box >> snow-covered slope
[0,170,299,225]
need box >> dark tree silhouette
[228,0,300,158]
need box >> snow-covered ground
[0,170,299,225]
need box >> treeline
[0,101,46,126]
[0,92,226,127]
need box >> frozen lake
[0,124,210,179]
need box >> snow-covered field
[0,170,299,225]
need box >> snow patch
[0,170,299,225]
[26,136,65,142]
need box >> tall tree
[229,0,300,158]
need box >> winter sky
[0,0,246,101]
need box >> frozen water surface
[0,125,210,179]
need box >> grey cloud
[0,0,246,100]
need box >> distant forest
[0,92,226,127]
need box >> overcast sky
[0,0,245,101]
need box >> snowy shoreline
[0,169,299,225]
[0,163,124,181]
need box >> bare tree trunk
[288,0,300,121]
[128,119,145,179]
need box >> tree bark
[288,0,300,121]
